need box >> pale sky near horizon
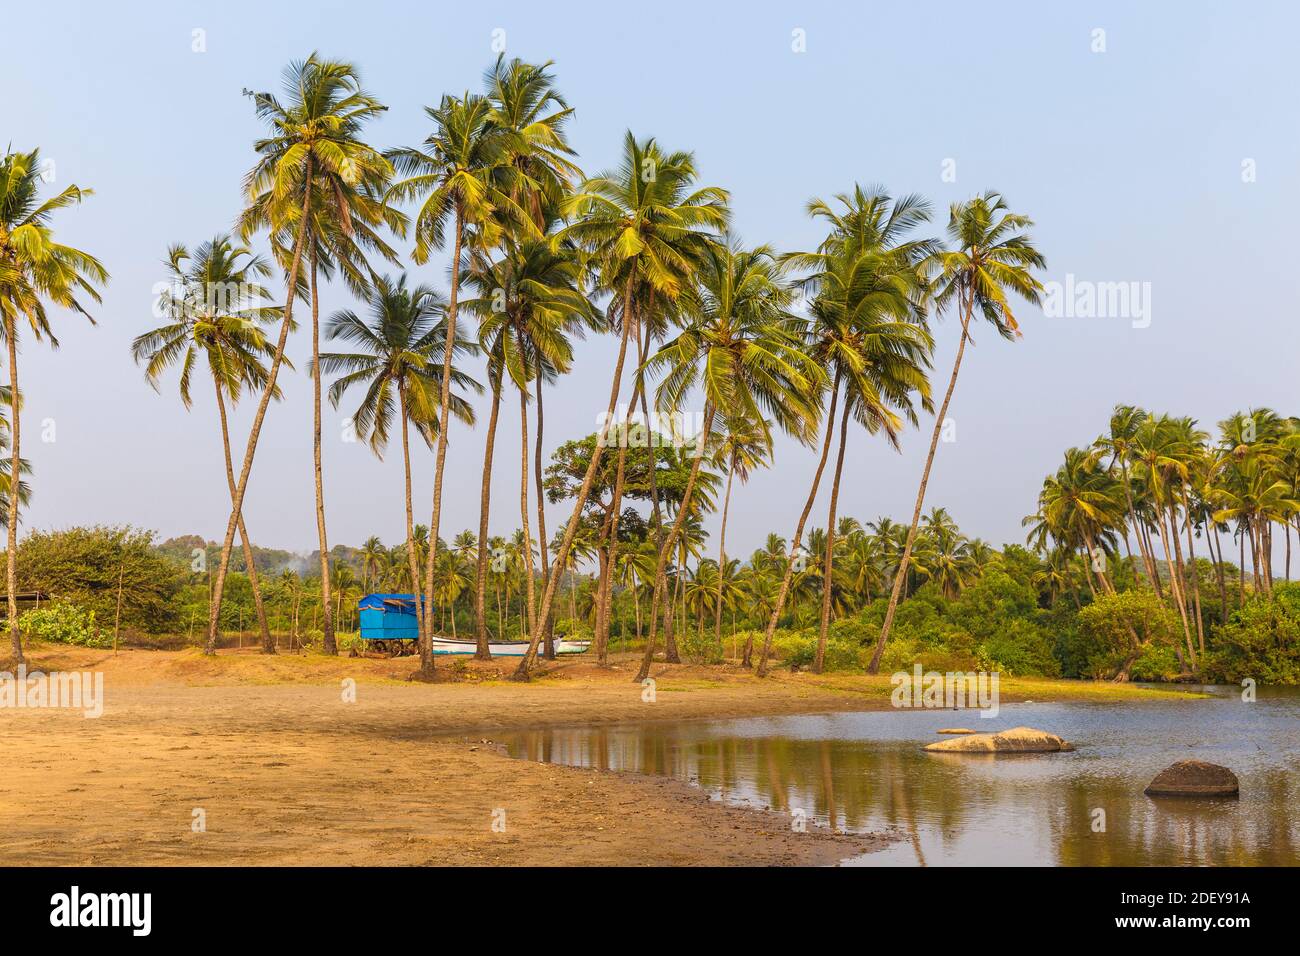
[7,0,1300,566]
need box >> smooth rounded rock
[922,726,1074,753]
[1144,760,1239,798]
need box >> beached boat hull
[430,636,590,656]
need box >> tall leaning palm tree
[387,92,526,675]
[461,227,590,658]
[514,132,728,678]
[756,187,936,675]
[484,56,583,660]
[868,192,1045,673]
[207,54,393,655]
[710,418,771,651]
[321,274,478,634]
[133,235,282,653]
[635,239,821,682]
[0,148,108,663]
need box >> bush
[764,622,873,672]
[1077,590,1179,680]
[18,602,108,648]
[860,570,1059,677]
[677,627,724,664]
[981,617,1060,677]
[17,526,183,633]
[1204,583,1300,684]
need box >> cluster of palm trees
[319,504,992,661]
[8,52,1049,680]
[1025,405,1300,675]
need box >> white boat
[429,636,590,657]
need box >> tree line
[13,50,1165,683]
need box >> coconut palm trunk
[5,323,23,663]
[1118,460,1161,597]
[595,370,645,663]
[1180,489,1205,662]
[474,369,503,656]
[1154,500,1196,666]
[754,372,842,676]
[814,398,852,673]
[420,205,465,677]
[206,165,314,653]
[213,380,274,653]
[398,389,425,639]
[534,369,554,659]
[1208,526,1229,624]
[309,247,336,654]
[518,385,538,642]
[1083,537,1114,594]
[635,323,678,665]
[514,280,637,678]
[635,404,716,682]
[868,291,974,673]
[713,456,735,653]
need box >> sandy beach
[0,644,1197,866]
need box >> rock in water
[936,728,977,735]
[922,726,1075,753]
[1144,760,1239,797]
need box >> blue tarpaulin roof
[357,593,425,613]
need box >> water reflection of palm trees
[506,725,1298,866]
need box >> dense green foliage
[17,601,106,647]
[16,527,180,634]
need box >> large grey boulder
[1144,760,1239,797]
[922,726,1074,753]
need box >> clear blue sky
[7,0,1299,563]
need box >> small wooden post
[112,563,125,655]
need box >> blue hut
[358,593,423,643]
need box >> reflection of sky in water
[503,688,1300,866]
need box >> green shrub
[17,526,182,633]
[1204,583,1300,684]
[980,617,1060,677]
[1077,590,1179,680]
[18,602,108,648]
[677,627,724,664]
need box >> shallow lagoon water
[504,687,1300,865]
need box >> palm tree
[388,92,526,674]
[869,192,1045,673]
[207,54,393,655]
[0,148,108,663]
[0,392,33,534]
[359,536,386,594]
[321,274,478,644]
[759,188,936,675]
[1095,405,1163,595]
[483,56,582,228]
[710,419,771,651]
[635,239,820,681]
[514,132,728,678]
[484,56,583,660]
[1128,414,1200,664]
[238,55,401,658]
[133,235,282,653]
[461,223,591,657]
